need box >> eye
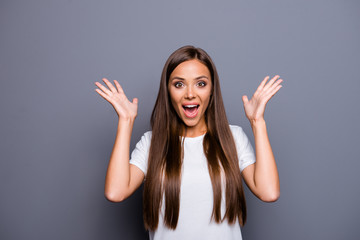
[197,81,206,87]
[174,82,184,88]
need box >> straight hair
[143,45,247,230]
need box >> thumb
[242,95,248,104]
[132,98,138,105]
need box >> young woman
[95,45,282,240]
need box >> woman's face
[168,59,212,134]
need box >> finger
[254,76,270,95]
[95,88,112,103]
[95,81,112,96]
[114,80,125,94]
[133,98,138,104]
[262,75,280,92]
[242,95,249,104]
[102,78,118,93]
[263,84,282,102]
[264,78,283,94]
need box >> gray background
[1,0,359,239]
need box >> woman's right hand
[95,78,138,120]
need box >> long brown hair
[143,45,247,231]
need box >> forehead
[170,59,210,78]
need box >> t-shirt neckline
[180,132,206,141]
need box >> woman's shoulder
[228,124,253,146]
[141,130,152,141]
[228,124,250,140]
[134,130,152,147]
[143,126,244,138]
[143,130,152,137]
[228,124,245,133]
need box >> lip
[182,102,200,106]
[182,104,200,118]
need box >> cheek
[201,90,212,102]
[201,92,212,110]
[169,90,181,104]
[170,98,178,111]
[169,91,181,111]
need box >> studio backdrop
[1,0,359,239]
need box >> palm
[95,78,138,120]
[242,75,283,121]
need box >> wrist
[250,118,266,128]
[118,117,136,126]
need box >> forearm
[251,119,280,201]
[104,118,135,200]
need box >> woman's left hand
[242,75,283,122]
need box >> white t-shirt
[129,124,256,240]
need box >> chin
[180,115,201,127]
[183,121,198,128]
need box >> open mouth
[182,104,200,118]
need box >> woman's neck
[181,122,207,138]
[183,129,206,138]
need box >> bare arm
[240,75,283,202]
[104,119,145,202]
[242,119,280,202]
[95,78,144,202]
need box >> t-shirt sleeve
[230,125,256,172]
[129,131,152,178]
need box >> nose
[185,85,195,99]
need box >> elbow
[259,190,280,203]
[104,183,129,202]
[104,191,127,203]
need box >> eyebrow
[170,75,209,81]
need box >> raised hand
[242,75,283,122]
[95,78,138,120]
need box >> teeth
[184,105,198,108]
